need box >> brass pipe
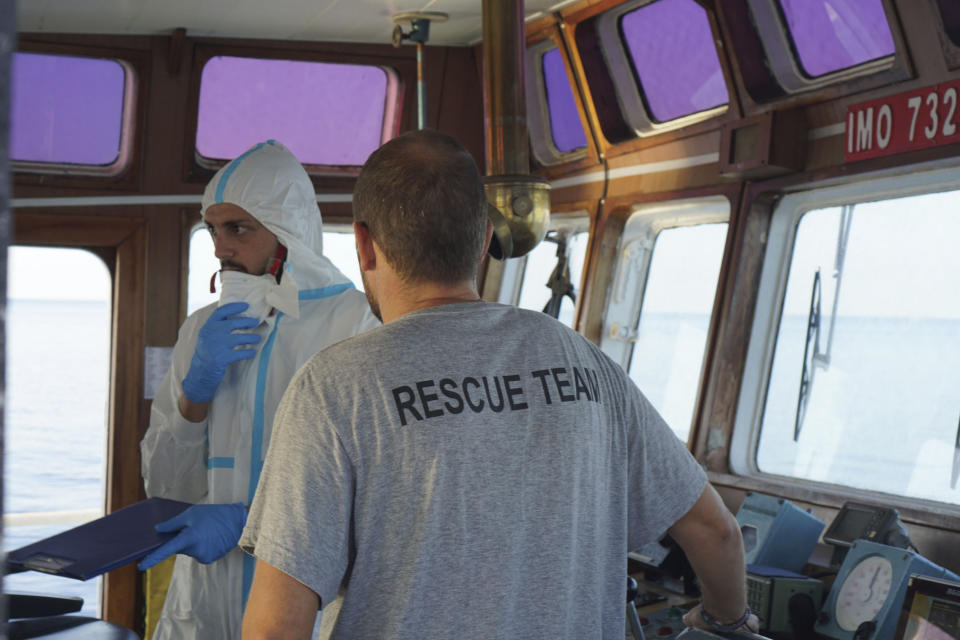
[481,0,550,259]
[482,0,529,176]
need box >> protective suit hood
[201,140,352,319]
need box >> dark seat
[4,592,139,640]
[7,592,83,620]
[7,615,139,640]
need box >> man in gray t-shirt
[240,129,759,639]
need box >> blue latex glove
[138,503,248,570]
[181,302,262,403]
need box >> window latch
[607,322,638,343]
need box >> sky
[7,245,111,302]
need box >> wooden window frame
[13,210,148,631]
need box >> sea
[628,311,960,505]
[2,299,959,620]
[4,299,109,617]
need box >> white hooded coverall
[141,141,379,639]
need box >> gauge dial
[835,554,894,631]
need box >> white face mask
[218,270,278,325]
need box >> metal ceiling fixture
[392,11,449,130]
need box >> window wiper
[952,413,960,489]
[793,205,854,440]
[542,233,575,319]
[794,268,822,441]
[816,205,854,368]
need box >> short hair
[352,129,487,285]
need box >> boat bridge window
[600,197,729,442]
[745,0,896,93]
[733,173,960,505]
[4,247,110,616]
[526,41,588,166]
[189,224,365,315]
[619,0,728,123]
[584,0,728,139]
[11,52,129,174]
[196,56,395,172]
[541,49,587,154]
[775,0,895,77]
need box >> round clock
[834,554,894,631]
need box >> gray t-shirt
[241,301,706,639]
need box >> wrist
[181,371,215,404]
[178,392,211,422]
[700,605,752,633]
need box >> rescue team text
[391,367,602,426]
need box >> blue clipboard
[6,497,191,580]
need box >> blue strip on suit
[241,282,355,608]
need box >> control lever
[626,576,646,640]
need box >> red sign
[845,80,960,162]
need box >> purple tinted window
[197,57,388,166]
[620,0,728,122]
[778,0,895,77]
[11,53,125,166]
[542,49,587,153]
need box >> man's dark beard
[360,270,381,321]
[220,260,248,273]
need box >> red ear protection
[267,244,288,283]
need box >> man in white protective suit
[140,140,379,639]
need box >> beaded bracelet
[700,605,753,633]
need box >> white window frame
[595,0,728,136]
[599,196,729,368]
[745,0,896,94]
[730,162,960,506]
[12,55,135,177]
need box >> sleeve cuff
[166,405,208,443]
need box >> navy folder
[6,497,191,580]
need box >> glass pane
[188,228,220,316]
[778,0,895,77]
[757,193,960,504]
[5,247,110,616]
[197,56,388,166]
[517,232,589,328]
[936,0,960,49]
[189,227,364,315]
[627,223,727,441]
[620,0,728,122]
[321,231,364,292]
[11,53,124,165]
[541,48,587,153]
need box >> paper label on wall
[144,347,174,399]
